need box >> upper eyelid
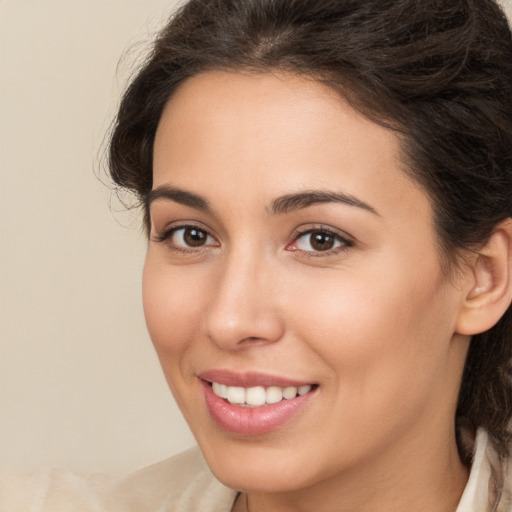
[152,221,215,240]
[291,224,354,243]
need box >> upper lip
[198,369,315,388]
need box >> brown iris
[309,231,336,251]
[183,227,208,247]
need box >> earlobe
[456,219,512,336]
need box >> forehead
[152,70,430,225]
[155,71,396,164]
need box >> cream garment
[1,429,511,512]
[0,447,236,512]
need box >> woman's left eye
[291,229,351,254]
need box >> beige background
[0,0,194,476]
[1,0,511,477]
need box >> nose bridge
[204,242,284,349]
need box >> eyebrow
[147,185,379,217]
[269,190,379,216]
[146,186,211,213]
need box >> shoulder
[0,447,237,512]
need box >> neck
[237,427,469,512]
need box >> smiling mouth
[201,376,318,435]
[209,382,316,407]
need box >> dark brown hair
[108,0,512,459]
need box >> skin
[144,71,473,512]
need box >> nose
[203,251,285,350]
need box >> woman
[2,0,512,511]
[108,0,512,511]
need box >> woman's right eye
[156,226,219,251]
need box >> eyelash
[152,223,218,254]
[288,225,354,257]
[152,223,354,256]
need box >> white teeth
[212,382,228,399]
[283,386,298,399]
[298,385,312,396]
[266,386,283,404]
[212,382,314,406]
[227,386,245,405]
[246,386,267,406]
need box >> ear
[456,219,512,336]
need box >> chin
[195,434,323,493]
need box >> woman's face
[144,71,470,493]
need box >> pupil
[311,232,334,251]
[184,228,206,247]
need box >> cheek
[141,254,219,427]
[287,255,456,392]
[282,264,459,456]
[142,256,208,367]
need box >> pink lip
[198,369,313,388]
[198,370,317,436]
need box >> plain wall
[0,0,195,476]
[1,0,511,477]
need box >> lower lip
[201,381,316,435]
